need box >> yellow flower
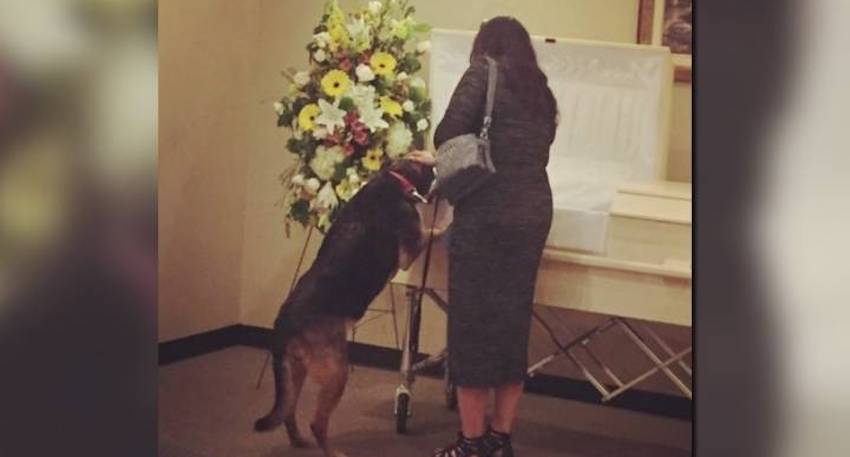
[370,52,397,76]
[328,23,349,51]
[298,103,320,131]
[326,1,345,25]
[334,178,360,202]
[362,148,384,171]
[321,70,352,97]
[325,1,349,51]
[380,96,403,118]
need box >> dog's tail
[254,314,293,432]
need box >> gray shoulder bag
[431,56,498,205]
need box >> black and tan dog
[254,158,438,457]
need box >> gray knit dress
[434,56,556,387]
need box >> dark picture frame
[637,0,692,83]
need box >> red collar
[389,170,427,203]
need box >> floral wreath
[274,0,432,234]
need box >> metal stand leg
[395,285,422,434]
[389,283,401,350]
[615,319,693,399]
[527,309,693,403]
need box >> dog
[254,158,438,457]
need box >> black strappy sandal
[432,432,481,457]
[477,426,514,457]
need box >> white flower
[343,84,388,132]
[305,177,321,194]
[345,84,377,110]
[312,125,329,140]
[417,118,429,131]
[314,49,327,62]
[315,98,347,132]
[313,32,331,49]
[396,71,409,81]
[416,40,431,53]
[316,182,339,209]
[317,211,332,232]
[386,122,413,158]
[274,101,284,115]
[347,17,366,36]
[402,100,414,112]
[368,1,383,14]
[346,17,370,43]
[410,76,426,88]
[359,103,389,132]
[355,64,375,83]
[291,174,305,186]
[309,145,345,180]
[294,71,310,87]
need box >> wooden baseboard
[159,324,692,420]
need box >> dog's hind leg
[310,363,348,457]
[283,355,309,448]
[254,347,289,432]
[255,315,296,432]
[307,323,350,457]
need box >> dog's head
[385,158,435,201]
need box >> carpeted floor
[159,346,691,457]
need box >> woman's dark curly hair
[470,16,558,123]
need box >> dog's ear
[418,163,435,192]
[406,161,435,197]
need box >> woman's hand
[405,149,436,166]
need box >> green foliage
[286,135,318,160]
[332,163,347,181]
[277,100,294,127]
[399,53,421,73]
[338,96,355,111]
[290,199,310,225]
[409,85,426,103]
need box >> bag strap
[480,56,498,140]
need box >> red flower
[344,111,359,126]
[353,127,369,146]
[358,52,371,64]
[339,58,353,72]
[343,143,355,156]
[323,131,343,146]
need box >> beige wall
[159,0,692,393]
[158,1,261,341]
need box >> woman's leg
[457,386,490,438]
[491,382,523,433]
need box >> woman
[409,16,558,457]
